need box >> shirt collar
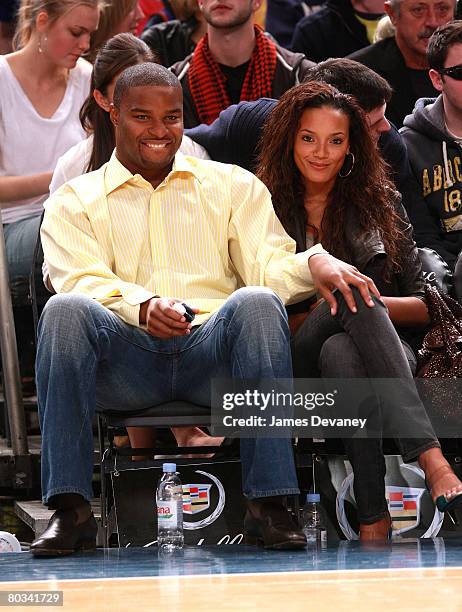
[172,151,205,183]
[104,149,205,196]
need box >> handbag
[417,284,462,428]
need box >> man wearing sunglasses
[401,21,462,275]
[349,0,455,128]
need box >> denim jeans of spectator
[36,287,300,504]
[291,288,439,524]
[3,213,44,304]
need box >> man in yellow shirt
[31,63,377,556]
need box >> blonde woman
[0,0,102,290]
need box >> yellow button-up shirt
[41,152,325,328]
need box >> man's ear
[109,103,119,127]
[429,68,444,92]
[93,89,111,112]
[384,1,398,26]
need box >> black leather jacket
[286,198,425,317]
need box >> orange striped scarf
[188,26,277,125]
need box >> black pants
[291,289,439,524]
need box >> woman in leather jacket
[257,81,462,541]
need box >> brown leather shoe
[30,508,97,557]
[244,497,307,550]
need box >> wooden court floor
[2,566,462,611]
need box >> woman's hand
[308,253,380,315]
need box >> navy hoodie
[401,96,462,270]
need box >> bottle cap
[163,463,177,473]
[306,493,320,503]
[0,531,21,553]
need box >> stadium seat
[417,247,453,295]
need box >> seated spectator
[141,0,207,67]
[0,0,100,294]
[86,0,144,62]
[349,0,455,128]
[31,62,376,556]
[170,0,314,127]
[401,21,462,272]
[266,0,325,49]
[257,81,462,540]
[291,0,384,62]
[49,32,212,456]
[0,0,19,54]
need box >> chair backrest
[417,247,452,295]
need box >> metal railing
[0,222,30,459]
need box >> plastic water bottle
[301,493,327,546]
[156,463,184,551]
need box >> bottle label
[157,500,182,529]
[320,529,327,543]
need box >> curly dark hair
[256,81,403,274]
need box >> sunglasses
[439,64,462,80]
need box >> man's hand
[139,297,199,339]
[308,254,380,315]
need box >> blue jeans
[291,289,439,524]
[36,287,300,504]
[3,213,44,303]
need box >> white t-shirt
[50,133,211,194]
[0,56,92,224]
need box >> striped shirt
[41,152,325,328]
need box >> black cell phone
[182,302,196,323]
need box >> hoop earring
[339,152,355,178]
